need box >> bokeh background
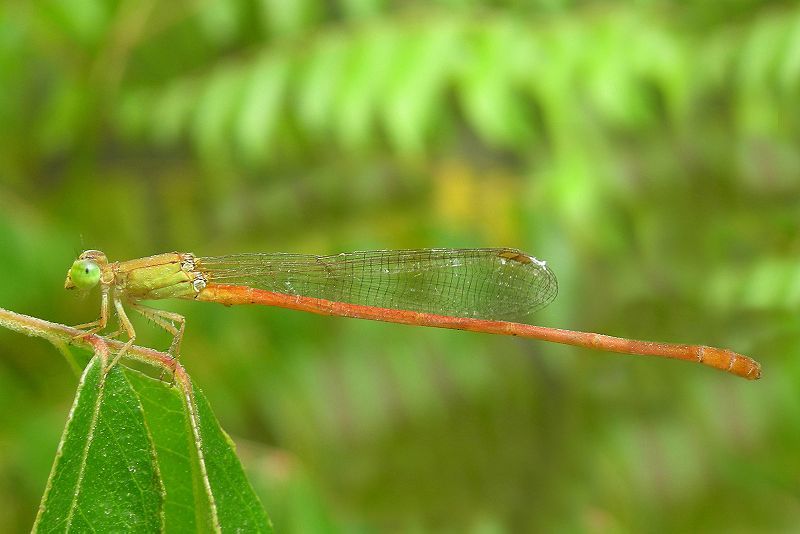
[1,0,799,531]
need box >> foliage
[34,355,270,533]
[1,0,799,532]
[0,309,271,532]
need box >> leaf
[34,357,272,533]
[258,0,314,36]
[37,0,110,48]
[33,357,163,532]
[633,29,690,124]
[181,374,273,531]
[341,0,384,19]
[333,28,395,151]
[778,11,800,91]
[582,17,651,129]
[197,0,241,45]
[152,82,195,147]
[235,54,289,163]
[382,23,457,157]
[192,66,246,163]
[296,35,348,137]
[125,368,211,532]
[116,90,152,141]
[456,22,531,147]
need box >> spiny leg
[130,302,186,382]
[129,303,186,357]
[101,329,124,339]
[106,295,137,371]
[72,287,110,337]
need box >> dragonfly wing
[196,248,557,322]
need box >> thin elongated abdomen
[195,283,761,380]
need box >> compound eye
[70,259,101,289]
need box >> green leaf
[297,35,348,137]
[778,12,800,91]
[34,357,272,533]
[125,368,211,532]
[340,0,385,19]
[583,17,651,129]
[259,0,314,36]
[457,22,531,147]
[152,82,195,147]
[192,66,246,163]
[189,375,272,530]
[197,0,241,45]
[37,0,110,48]
[382,23,457,157]
[33,357,163,532]
[334,28,395,151]
[235,54,289,163]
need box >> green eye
[70,259,101,289]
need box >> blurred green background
[1,0,799,531]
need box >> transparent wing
[196,248,557,322]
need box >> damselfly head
[64,250,109,291]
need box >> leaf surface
[34,356,272,533]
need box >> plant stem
[0,306,177,372]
